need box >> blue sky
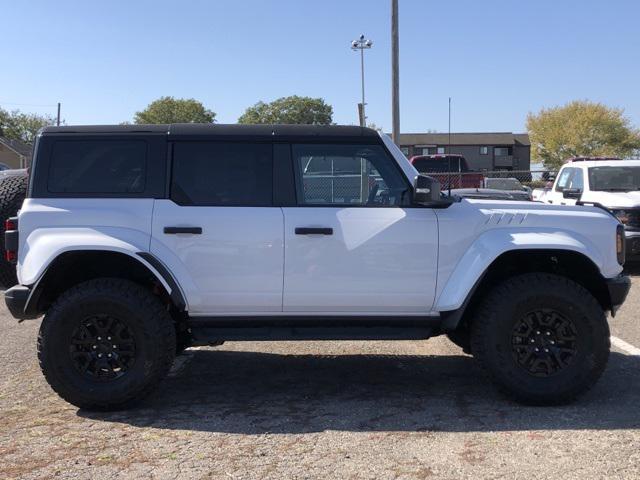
[2,0,639,133]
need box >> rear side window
[48,140,147,193]
[171,142,273,206]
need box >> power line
[0,101,58,108]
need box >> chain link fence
[301,169,560,204]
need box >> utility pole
[56,102,61,126]
[391,0,400,145]
[351,34,373,127]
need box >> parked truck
[410,154,484,189]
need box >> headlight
[617,224,626,265]
[612,209,629,225]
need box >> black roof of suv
[40,124,379,139]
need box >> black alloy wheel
[70,315,137,380]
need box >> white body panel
[150,200,284,314]
[16,199,172,288]
[433,199,623,311]
[282,207,439,313]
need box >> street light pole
[391,0,400,145]
[351,34,373,127]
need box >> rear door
[282,143,439,313]
[150,141,284,314]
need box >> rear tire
[470,273,610,405]
[38,278,176,410]
[0,173,28,288]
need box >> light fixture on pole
[351,34,373,127]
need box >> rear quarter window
[29,135,167,198]
[48,140,147,193]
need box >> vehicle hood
[580,191,640,208]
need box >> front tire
[470,273,610,405]
[38,278,176,410]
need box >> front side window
[588,166,640,192]
[554,168,574,192]
[437,147,446,154]
[48,140,147,193]
[570,168,584,191]
[171,142,272,206]
[494,147,510,156]
[293,144,409,206]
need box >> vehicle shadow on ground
[79,349,640,434]
[624,263,640,277]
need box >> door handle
[295,227,333,235]
[164,226,202,234]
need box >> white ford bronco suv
[543,157,640,261]
[4,124,630,410]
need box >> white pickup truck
[539,158,640,261]
[3,125,630,410]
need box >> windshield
[412,156,468,173]
[484,178,523,191]
[588,166,640,191]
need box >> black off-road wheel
[470,273,610,405]
[0,172,28,288]
[38,278,176,410]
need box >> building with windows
[0,136,32,169]
[397,132,531,171]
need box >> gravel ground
[1,275,639,480]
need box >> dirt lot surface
[1,273,639,479]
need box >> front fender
[434,228,606,312]
[18,227,173,296]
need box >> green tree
[238,95,333,125]
[0,108,57,144]
[134,96,216,124]
[527,100,640,169]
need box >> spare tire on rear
[0,172,28,288]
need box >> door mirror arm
[412,175,454,208]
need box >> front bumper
[606,275,631,316]
[5,285,40,320]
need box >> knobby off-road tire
[0,173,28,288]
[38,278,176,410]
[470,273,610,405]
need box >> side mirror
[562,188,582,200]
[413,175,443,205]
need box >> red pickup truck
[410,154,484,189]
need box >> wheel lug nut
[536,331,540,335]
[546,331,551,336]
[113,345,117,349]
[92,345,97,349]
[97,337,102,341]
[530,339,535,343]
[107,337,111,340]
[534,348,539,352]
[544,348,549,353]
[98,353,103,358]
[107,353,112,358]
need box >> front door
[151,141,284,314]
[282,143,439,314]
